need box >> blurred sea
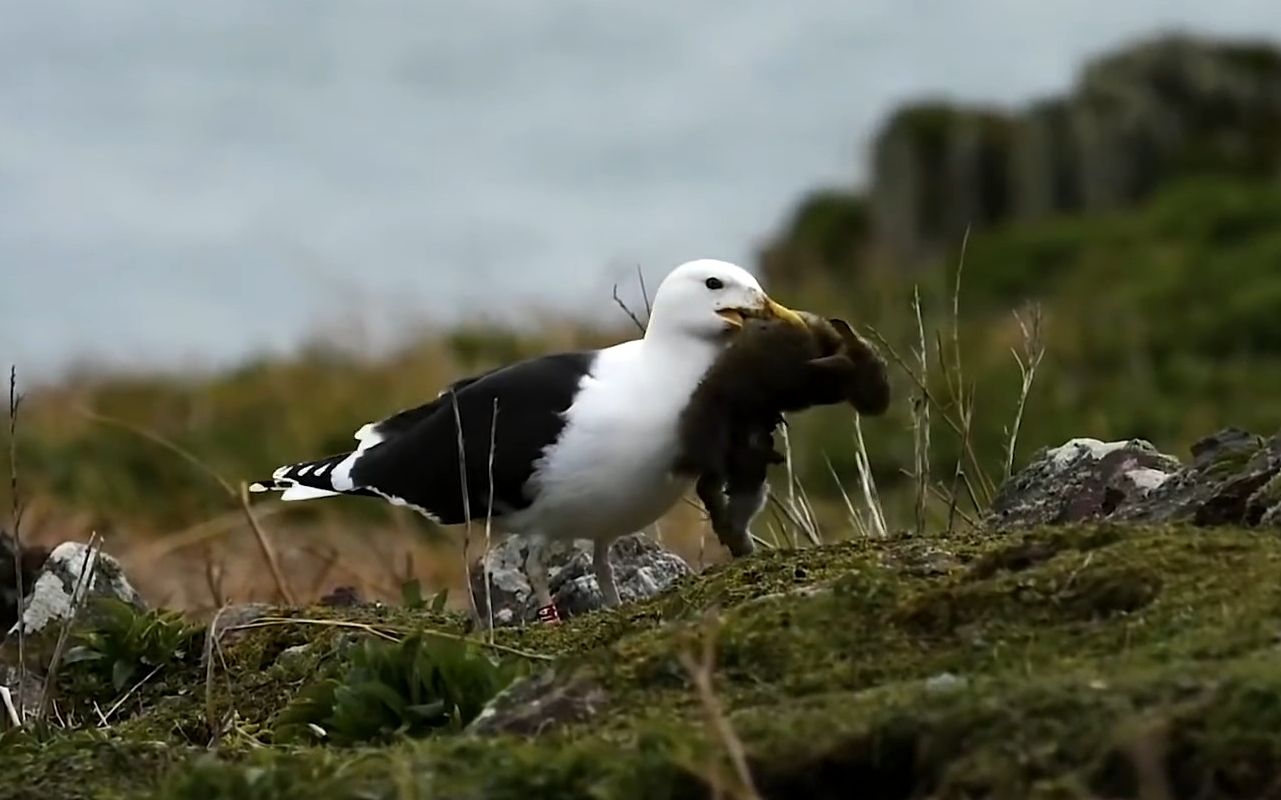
[2,0,1278,376]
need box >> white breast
[508,337,718,543]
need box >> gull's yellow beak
[716,295,807,330]
[761,296,807,328]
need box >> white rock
[1048,438,1133,467]
[1125,468,1172,491]
[8,541,143,638]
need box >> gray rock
[466,665,609,737]
[991,429,1281,530]
[1113,428,1281,525]
[988,437,1181,529]
[206,603,273,654]
[8,541,144,640]
[468,533,692,627]
[925,672,968,693]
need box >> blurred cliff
[764,34,1281,277]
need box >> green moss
[7,523,1278,798]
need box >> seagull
[249,259,805,618]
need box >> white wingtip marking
[280,484,340,501]
[248,482,270,493]
[297,464,314,476]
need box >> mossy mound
[4,522,1281,799]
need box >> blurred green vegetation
[765,175,1281,525]
[6,176,1281,537]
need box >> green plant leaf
[111,658,137,693]
[430,588,450,614]
[400,579,425,609]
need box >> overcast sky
[3,0,1278,377]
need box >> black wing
[348,351,595,524]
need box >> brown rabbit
[673,312,890,556]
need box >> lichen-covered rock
[1114,427,1281,526]
[469,533,692,626]
[987,437,1181,528]
[7,541,144,641]
[992,428,1281,530]
[466,665,609,737]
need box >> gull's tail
[248,452,374,501]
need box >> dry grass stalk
[911,288,931,534]
[227,616,555,662]
[100,663,163,725]
[482,398,499,639]
[677,612,761,800]
[612,266,652,334]
[778,426,822,546]
[38,531,103,720]
[825,454,867,538]
[8,366,28,723]
[852,415,888,538]
[238,482,296,606]
[448,390,476,623]
[205,604,229,747]
[78,408,297,605]
[865,327,992,508]
[1004,303,1046,479]
[202,546,226,607]
[946,382,977,535]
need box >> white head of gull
[250,258,804,621]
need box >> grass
[7,178,1281,610]
[4,522,1281,798]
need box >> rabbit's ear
[828,317,856,338]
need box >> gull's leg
[523,536,559,624]
[593,538,621,608]
[722,480,767,557]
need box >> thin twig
[863,326,994,506]
[825,455,867,538]
[911,287,931,535]
[38,532,103,720]
[227,617,555,662]
[238,482,295,605]
[78,408,296,604]
[78,408,236,497]
[852,415,888,537]
[677,613,761,800]
[483,398,499,640]
[100,663,164,725]
[636,265,653,319]
[1003,304,1046,479]
[8,366,27,723]
[205,604,229,748]
[946,383,976,535]
[951,226,970,399]
[202,547,226,608]
[449,390,476,625]
[612,283,647,334]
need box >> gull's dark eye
[705,277,724,290]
